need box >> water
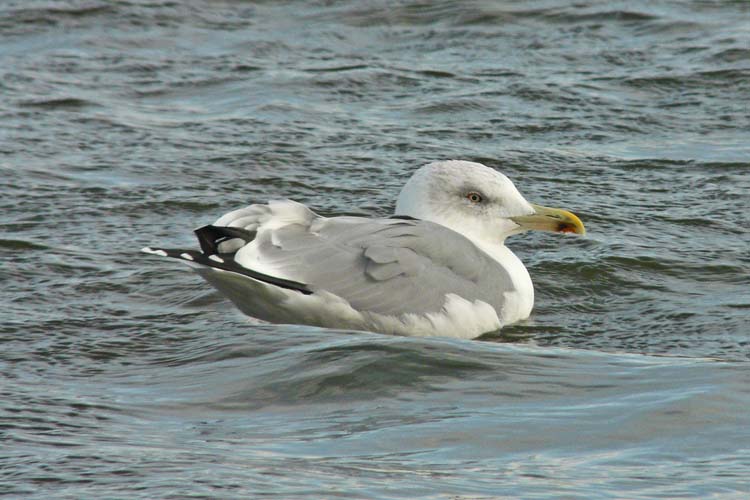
[2,0,749,497]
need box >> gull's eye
[467,191,483,203]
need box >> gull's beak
[510,203,586,235]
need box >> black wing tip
[141,246,201,261]
[194,225,257,254]
[141,246,169,257]
[141,245,313,295]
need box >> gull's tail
[141,225,312,295]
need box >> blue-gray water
[2,1,749,498]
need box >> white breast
[472,241,534,325]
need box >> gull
[142,160,584,339]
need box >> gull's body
[143,160,584,339]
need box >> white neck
[396,195,535,324]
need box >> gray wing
[235,216,515,316]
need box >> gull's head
[395,160,585,244]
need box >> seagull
[142,160,584,339]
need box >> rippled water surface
[2,0,750,497]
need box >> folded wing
[209,200,515,317]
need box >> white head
[395,160,584,245]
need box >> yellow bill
[510,203,585,235]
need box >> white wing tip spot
[209,255,224,263]
[180,253,194,261]
[141,247,168,257]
